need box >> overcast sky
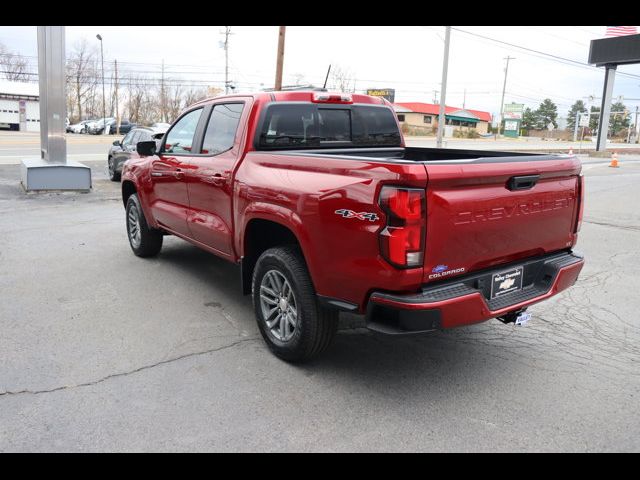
[1,25,640,121]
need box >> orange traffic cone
[609,151,619,168]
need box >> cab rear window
[257,104,401,149]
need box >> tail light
[575,174,585,232]
[378,186,426,268]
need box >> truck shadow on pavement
[154,239,528,383]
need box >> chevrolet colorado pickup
[121,90,585,362]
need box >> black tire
[125,193,163,257]
[252,246,338,362]
[108,156,120,182]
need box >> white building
[0,80,40,132]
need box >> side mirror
[112,140,121,146]
[136,140,157,157]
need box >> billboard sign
[366,88,395,103]
[503,103,524,119]
[589,34,640,66]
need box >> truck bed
[273,145,582,285]
[282,146,554,163]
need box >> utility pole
[433,90,439,104]
[635,106,639,143]
[222,26,231,94]
[275,26,286,90]
[436,26,451,149]
[497,56,515,138]
[114,59,120,135]
[463,88,466,109]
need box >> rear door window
[201,103,244,155]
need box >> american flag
[605,26,638,37]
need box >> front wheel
[108,156,120,181]
[125,193,163,257]
[252,246,338,362]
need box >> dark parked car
[107,126,166,181]
[113,120,136,134]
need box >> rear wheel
[125,193,163,257]
[108,156,120,181]
[252,246,338,362]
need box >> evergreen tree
[521,107,538,130]
[589,106,600,132]
[610,101,631,136]
[534,98,558,130]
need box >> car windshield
[257,104,401,150]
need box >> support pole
[37,26,66,163]
[436,26,451,149]
[22,26,91,191]
[596,65,616,152]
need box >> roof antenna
[323,64,331,89]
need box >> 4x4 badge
[335,209,379,222]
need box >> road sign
[579,114,590,127]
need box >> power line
[449,26,640,81]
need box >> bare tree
[183,87,209,108]
[125,74,150,124]
[66,38,99,122]
[291,73,307,86]
[165,81,184,123]
[328,65,356,93]
[0,42,29,82]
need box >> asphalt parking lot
[1,155,639,452]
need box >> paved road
[0,131,113,164]
[0,161,638,452]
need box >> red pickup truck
[121,90,585,362]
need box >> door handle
[507,175,540,191]
[174,168,185,180]
[211,173,225,186]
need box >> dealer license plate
[490,267,524,299]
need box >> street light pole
[96,34,106,135]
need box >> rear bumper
[366,250,584,334]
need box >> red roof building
[393,102,492,135]
[395,102,492,122]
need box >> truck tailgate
[423,156,582,284]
